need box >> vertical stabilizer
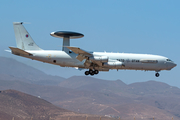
[13,22,42,50]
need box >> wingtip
[13,22,23,25]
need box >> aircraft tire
[85,71,89,75]
[89,69,93,74]
[89,70,94,76]
[90,71,94,76]
[94,70,99,74]
[155,73,160,77]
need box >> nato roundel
[50,31,84,39]
[26,34,29,38]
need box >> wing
[67,46,124,71]
[67,46,92,61]
[67,46,107,67]
[67,46,92,56]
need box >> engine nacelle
[89,56,108,63]
[103,61,124,68]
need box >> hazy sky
[0,1,180,87]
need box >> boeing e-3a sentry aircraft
[9,22,177,77]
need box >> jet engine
[89,56,108,63]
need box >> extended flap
[67,46,92,56]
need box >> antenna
[50,31,84,53]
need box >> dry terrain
[0,57,179,120]
[0,89,113,120]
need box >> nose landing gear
[155,72,160,77]
[85,69,99,76]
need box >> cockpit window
[166,59,172,61]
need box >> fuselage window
[136,60,139,62]
[141,60,158,63]
[131,59,140,62]
[118,59,140,62]
[117,59,125,62]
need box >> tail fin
[13,22,42,50]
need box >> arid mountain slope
[0,57,179,120]
[0,89,113,120]
[0,89,69,120]
[0,57,65,85]
[57,76,180,120]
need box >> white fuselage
[22,50,176,72]
[11,22,177,77]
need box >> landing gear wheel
[90,71,94,76]
[89,69,93,74]
[94,70,99,74]
[155,73,160,77]
[88,69,94,76]
[85,71,89,75]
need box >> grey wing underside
[67,46,109,71]
[67,46,92,61]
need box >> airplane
[8,22,177,77]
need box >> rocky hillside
[0,89,69,120]
[0,57,179,120]
[0,90,113,120]
[0,57,65,85]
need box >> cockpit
[166,59,172,62]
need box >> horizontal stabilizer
[9,47,33,56]
[4,50,11,52]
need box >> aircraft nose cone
[166,62,177,70]
[170,62,177,69]
[173,63,177,67]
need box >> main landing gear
[85,69,99,76]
